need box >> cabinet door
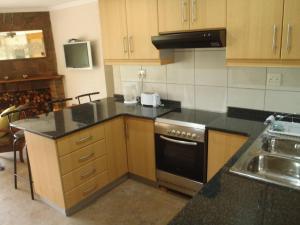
[158,0,190,33]
[226,0,284,59]
[207,130,247,181]
[126,0,159,59]
[281,0,300,59]
[104,117,128,182]
[99,0,128,60]
[190,0,226,30]
[125,117,156,181]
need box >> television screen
[63,41,93,69]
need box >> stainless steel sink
[230,128,300,190]
[262,136,300,159]
[246,155,300,187]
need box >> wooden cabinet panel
[207,130,248,181]
[104,117,128,182]
[60,139,107,175]
[158,0,190,33]
[126,117,156,181]
[57,124,105,157]
[99,0,128,60]
[190,0,226,30]
[65,171,109,208]
[226,0,284,60]
[62,156,107,193]
[126,0,159,59]
[281,0,300,59]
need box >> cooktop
[157,108,223,126]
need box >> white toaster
[141,92,161,107]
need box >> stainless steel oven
[155,118,207,196]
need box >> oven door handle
[160,135,198,146]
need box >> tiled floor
[0,153,188,225]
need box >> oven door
[155,134,206,183]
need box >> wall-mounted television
[63,41,93,69]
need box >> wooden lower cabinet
[125,117,156,181]
[25,116,157,213]
[207,130,248,181]
[104,117,128,182]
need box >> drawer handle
[78,152,95,162]
[76,136,92,144]
[80,169,96,179]
[82,184,97,196]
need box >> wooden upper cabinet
[281,0,300,60]
[226,0,284,60]
[158,0,190,33]
[99,0,128,60]
[126,0,159,59]
[190,0,226,30]
[125,117,156,182]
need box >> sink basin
[230,127,300,190]
[262,137,300,159]
[246,155,300,187]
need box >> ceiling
[0,0,79,10]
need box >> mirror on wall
[0,30,46,60]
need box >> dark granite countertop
[169,113,300,225]
[11,97,179,139]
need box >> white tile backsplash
[228,68,267,89]
[267,68,300,91]
[195,86,227,112]
[120,65,141,81]
[112,50,300,114]
[167,84,195,108]
[167,51,195,85]
[265,90,300,114]
[228,88,265,110]
[195,50,227,87]
[143,65,167,83]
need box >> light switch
[267,73,282,87]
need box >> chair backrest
[75,92,100,104]
[1,104,35,135]
[47,98,73,112]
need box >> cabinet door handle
[181,0,188,23]
[272,24,277,52]
[191,0,197,22]
[80,168,96,179]
[76,136,92,144]
[123,36,128,53]
[129,36,134,53]
[125,122,128,139]
[286,24,292,52]
[78,152,95,162]
[82,184,97,196]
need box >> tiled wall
[112,49,300,114]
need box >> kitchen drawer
[65,171,109,208]
[62,156,107,193]
[57,124,105,156]
[60,139,106,175]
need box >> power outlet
[267,73,282,87]
[138,69,146,80]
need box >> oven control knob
[181,132,186,137]
[176,130,181,136]
[186,132,191,138]
[192,133,197,139]
[171,130,176,135]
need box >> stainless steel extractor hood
[151,29,226,49]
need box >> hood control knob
[176,131,181,136]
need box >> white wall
[50,1,109,104]
[113,49,300,114]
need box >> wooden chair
[75,92,100,104]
